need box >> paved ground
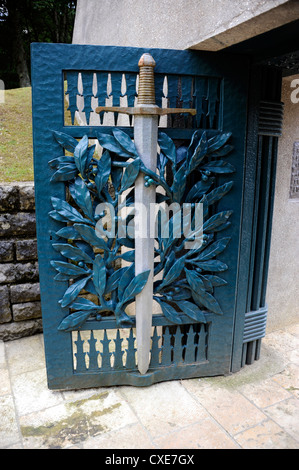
[0,323,298,449]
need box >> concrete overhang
[72,0,299,75]
[188,0,299,51]
[224,18,299,76]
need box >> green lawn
[0,84,74,182]
[0,87,34,182]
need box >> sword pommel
[137,53,156,106]
[138,53,156,68]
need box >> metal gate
[31,43,279,390]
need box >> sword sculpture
[96,53,196,374]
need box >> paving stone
[234,418,299,449]
[10,368,64,417]
[5,334,45,376]
[0,367,11,396]
[272,363,299,398]
[264,397,299,442]
[182,379,267,435]
[287,324,299,337]
[120,381,209,439]
[154,417,239,449]
[0,341,11,396]
[6,441,23,449]
[286,349,299,365]
[2,323,299,449]
[0,395,20,448]
[263,329,299,353]
[0,341,5,367]
[19,389,137,449]
[82,423,155,449]
[239,377,292,408]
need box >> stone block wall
[0,183,43,341]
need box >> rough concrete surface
[72,0,298,51]
[0,323,298,449]
[266,76,299,331]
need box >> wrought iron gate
[31,43,280,390]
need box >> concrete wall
[72,0,298,50]
[266,75,299,332]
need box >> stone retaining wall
[0,183,43,341]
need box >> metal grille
[64,71,222,130]
[258,101,284,136]
[72,323,209,374]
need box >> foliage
[49,128,234,331]
[49,129,148,330]
[151,131,234,324]
[0,0,77,88]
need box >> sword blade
[134,111,158,375]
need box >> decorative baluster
[181,76,193,128]
[173,326,183,364]
[193,323,200,362]
[149,327,161,367]
[161,327,172,366]
[95,72,109,124]
[155,74,166,108]
[113,330,124,370]
[155,74,166,126]
[88,330,99,370]
[167,75,179,127]
[167,75,179,108]
[207,78,219,129]
[65,71,79,125]
[184,326,196,363]
[125,328,136,369]
[75,331,87,372]
[100,330,112,370]
[124,73,137,125]
[196,324,208,362]
[110,72,123,125]
[81,72,94,125]
[194,77,207,128]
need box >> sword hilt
[137,53,156,106]
[95,53,196,117]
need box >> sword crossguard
[95,53,196,117]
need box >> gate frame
[31,43,281,390]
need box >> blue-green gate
[31,43,282,389]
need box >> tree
[0,0,77,88]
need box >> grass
[0,86,34,182]
[0,83,73,182]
